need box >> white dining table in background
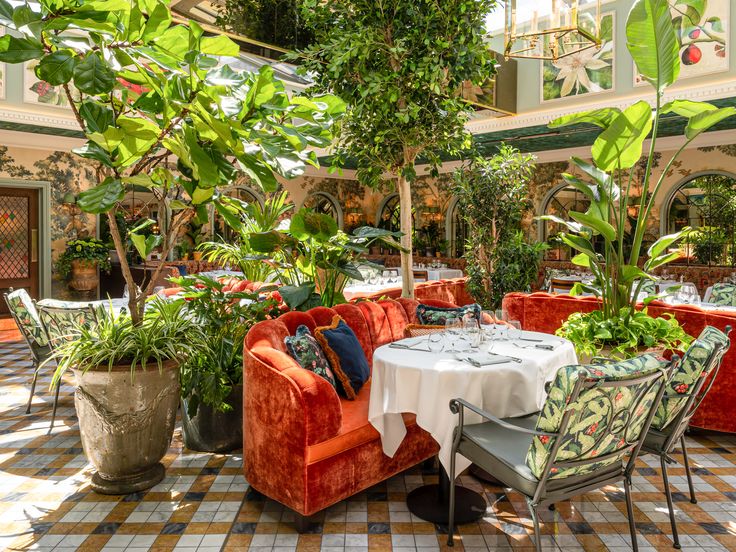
[423,268,464,281]
[368,330,577,476]
[343,282,399,300]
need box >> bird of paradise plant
[541,0,736,357]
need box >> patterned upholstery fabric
[651,326,730,431]
[710,283,736,307]
[526,354,666,480]
[285,325,336,389]
[416,303,481,326]
[638,280,657,296]
[5,289,48,348]
[37,302,96,349]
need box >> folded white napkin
[460,352,514,367]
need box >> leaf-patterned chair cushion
[5,289,48,348]
[37,301,96,349]
[526,354,667,480]
[710,283,736,307]
[651,326,730,431]
[416,303,481,326]
[285,325,337,389]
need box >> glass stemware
[427,332,444,353]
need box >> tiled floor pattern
[1,339,736,551]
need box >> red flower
[615,391,623,402]
[618,438,626,448]
[591,369,604,377]
[540,435,550,445]
[591,450,598,457]
[585,422,598,435]
[674,383,689,394]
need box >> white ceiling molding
[0,105,80,131]
[0,128,84,151]
[467,78,736,135]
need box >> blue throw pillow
[284,325,337,389]
[314,316,370,400]
[416,303,481,326]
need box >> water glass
[444,317,462,351]
[427,332,444,353]
[462,316,481,348]
[508,320,522,341]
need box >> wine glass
[444,317,462,352]
[508,320,522,341]
[462,315,481,348]
[427,332,444,353]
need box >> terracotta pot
[69,259,98,291]
[181,384,243,453]
[72,360,179,494]
[192,251,203,261]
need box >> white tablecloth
[343,283,398,300]
[368,331,577,475]
[424,268,463,281]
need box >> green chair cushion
[5,289,48,348]
[710,283,736,307]
[651,326,730,431]
[526,354,667,480]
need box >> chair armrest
[449,398,556,437]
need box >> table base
[407,484,486,524]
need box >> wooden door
[0,188,39,316]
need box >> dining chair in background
[548,278,575,294]
[707,282,736,307]
[3,288,53,416]
[413,270,429,283]
[447,354,673,552]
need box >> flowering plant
[55,238,111,280]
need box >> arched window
[302,192,343,229]
[214,186,263,241]
[445,197,468,258]
[664,172,736,266]
[377,194,402,232]
[541,185,592,261]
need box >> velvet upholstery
[505,292,736,434]
[309,306,339,327]
[243,299,441,517]
[395,297,420,324]
[279,311,318,336]
[314,316,370,400]
[351,278,475,306]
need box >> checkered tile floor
[2,340,736,551]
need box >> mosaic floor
[1,338,736,552]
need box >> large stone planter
[181,384,243,453]
[72,360,179,494]
[69,259,98,291]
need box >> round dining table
[368,329,577,523]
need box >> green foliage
[0,0,343,323]
[51,299,202,385]
[556,308,692,361]
[173,275,279,415]
[295,0,497,295]
[454,145,543,309]
[55,238,111,280]
[215,0,313,50]
[248,208,404,309]
[539,0,736,330]
[688,226,727,265]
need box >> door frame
[0,178,52,299]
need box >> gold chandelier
[503,0,602,61]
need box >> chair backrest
[710,283,736,307]
[413,270,428,283]
[651,325,731,439]
[37,301,98,350]
[549,278,575,294]
[526,353,669,489]
[3,288,49,350]
[635,279,657,296]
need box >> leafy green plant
[51,299,202,385]
[173,275,279,415]
[557,308,692,361]
[249,209,404,309]
[295,0,497,297]
[56,238,112,280]
[454,145,543,309]
[688,226,726,265]
[197,191,292,281]
[540,0,736,320]
[0,0,343,325]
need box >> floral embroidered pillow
[285,325,336,389]
[416,303,481,326]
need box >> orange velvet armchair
[243,299,441,528]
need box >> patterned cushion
[638,279,657,296]
[37,303,96,349]
[651,326,730,431]
[416,303,481,326]
[710,283,736,307]
[284,325,337,389]
[314,316,370,400]
[526,353,667,480]
[4,289,48,348]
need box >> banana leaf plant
[540,0,736,324]
[248,208,404,309]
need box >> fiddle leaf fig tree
[0,0,343,324]
[541,0,736,322]
[295,0,498,297]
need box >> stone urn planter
[181,384,243,453]
[72,360,179,494]
[69,259,98,291]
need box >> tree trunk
[397,171,414,298]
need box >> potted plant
[51,300,201,493]
[56,238,111,291]
[175,242,191,261]
[174,276,279,452]
[0,0,342,493]
[540,0,736,359]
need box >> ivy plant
[295,0,498,297]
[0,0,343,324]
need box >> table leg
[406,462,486,524]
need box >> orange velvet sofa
[502,292,736,433]
[243,298,451,526]
[350,277,474,305]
